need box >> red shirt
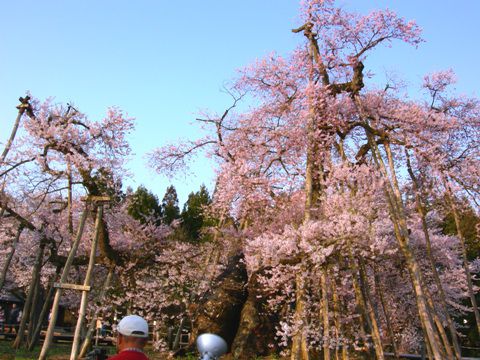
[109,349,149,360]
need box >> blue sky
[1,1,479,205]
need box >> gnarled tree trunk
[232,269,281,359]
[189,253,248,353]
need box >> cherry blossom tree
[150,1,478,359]
[0,95,136,356]
[0,94,228,359]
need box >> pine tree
[181,184,212,241]
[162,185,180,225]
[127,185,162,224]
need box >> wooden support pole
[0,96,31,165]
[38,207,89,360]
[173,317,185,350]
[70,204,104,360]
[28,269,59,351]
[12,240,45,349]
[78,268,114,358]
[444,178,480,338]
[320,270,330,360]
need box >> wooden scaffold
[38,195,110,360]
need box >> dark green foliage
[127,185,162,224]
[442,206,479,261]
[181,184,212,242]
[442,204,480,347]
[91,168,125,204]
[162,185,180,225]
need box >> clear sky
[1,1,479,205]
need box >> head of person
[116,315,149,352]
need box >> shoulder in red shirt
[108,350,149,360]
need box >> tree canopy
[1,1,479,359]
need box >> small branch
[0,157,36,178]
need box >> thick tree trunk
[291,21,327,360]
[189,253,248,352]
[232,270,281,359]
[291,272,310,360]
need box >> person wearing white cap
[109,315,150,360]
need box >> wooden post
[26,269,41,345]
[173,317,185,350]
[444,177,480,338]
[67,162,73,235]
[71,203,105,360]
[78,268,114,358]
[373,264,399,360]
[95,321,100,347]
[320,270,330,360]
[168,327,174,349]
[12,240,45,349]
[361,124,446,358]
[357,258,384,360]
[405,150,461,359]
[38,207,89,360]
[27,269,59,350]
[0,96,31,165]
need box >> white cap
[117,315,149,338]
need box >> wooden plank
[80,195,111,203]
[53,283,91,291]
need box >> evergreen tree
[162,185,180,225]
[442,204,480,346]
[442,205,479,260]
[181,184,212,241]
[127,185,162,224]
[91,167,125,204]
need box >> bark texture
[231,270,280,359]
[189,254,248,352]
